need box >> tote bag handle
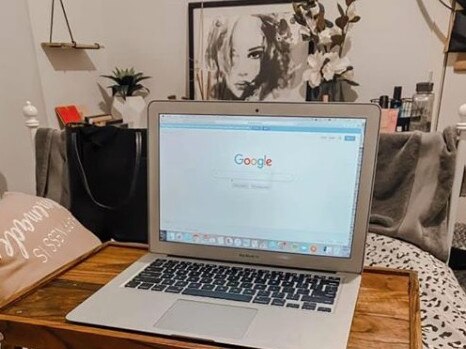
[71,131,142,210]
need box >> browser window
[159,114,365,259]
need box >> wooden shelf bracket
[41,0,103,50]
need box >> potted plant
[102,67,151,128]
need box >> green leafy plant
[102,67,151,99]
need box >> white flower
[322,52,351,81]
[303,52,325,88]
[304,14,318,35]
[293,4,318,36]
[347,3,357,21]
[318,27,341,46]
[310,3,321,17]
[318,28,333,45]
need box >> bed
[366,233,466,348]
[10,101,466,348]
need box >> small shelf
[41,42,103,50]
[44,0,103,51]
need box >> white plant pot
[111,95,146,128]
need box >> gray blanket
[369,127,457,262]
[35,128,69,208]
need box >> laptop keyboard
[124,259,340,312]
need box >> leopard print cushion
[365,233,466,348]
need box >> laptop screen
[158,113,366,259]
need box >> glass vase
[307,80,345,102]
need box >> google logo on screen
[234,154,272,169]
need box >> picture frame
[188,0,309,102]
[447,10,466,53]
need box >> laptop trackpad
[155,300,257,339]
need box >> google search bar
[212,170,294,183]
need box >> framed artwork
[188,0,309,101]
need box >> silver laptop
[67,101,380,349]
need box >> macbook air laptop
[67,101,380,349]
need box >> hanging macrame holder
[41,0,103,49]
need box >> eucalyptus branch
[338,6,349,57]
[292,0,360,89]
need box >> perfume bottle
[392,86,409,132]
[411,82,434,132]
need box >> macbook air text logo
[234,154,272,169]
[239,253,260,260]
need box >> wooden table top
[0,244,421,349]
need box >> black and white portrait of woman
[190,3,308,101]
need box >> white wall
[0,0,47,194]
[3,0,465,197]
[100,0,188,102]
[26,0,191,127]
[27,0,109,127]
[348,0,449,114]
[438,53,466,129]
[25,0,451,122]
[437,53,466,222]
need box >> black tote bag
[66,126,148,243]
